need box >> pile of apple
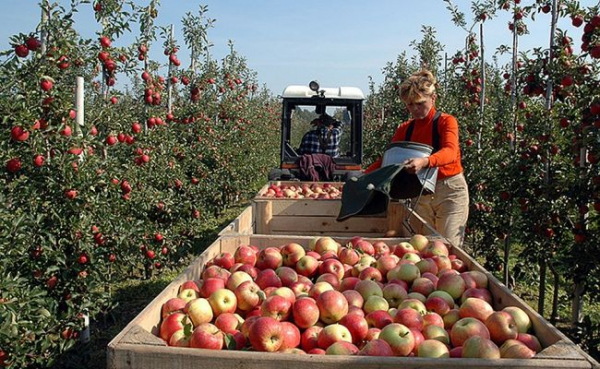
[258,182,343,199]
[158,235,542,359]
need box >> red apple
[234,244,257,266]
[339,313,369,344]
[393,308,423,331]
[379,323,415,356]
[275,266,298,287]
[214,312,243,334]
[409,234,429,251]
[185,298,213,326]
[358,338,394,356]
[279,321,301,350]
[450,317,490,347]
[255,268,282,290]
[208,288,237,316]
[189,322,224,350]
[256,247,283,270]
[234,280,264,312]
[517,333,542,353]
[365,310,393,329]
[280,242,306,267]
[462,335,500,358]
[292,297,320,328]
[160,312,190,342]
[485,311,519,344]
[295,255,319,277]
[213,252,235,270]
[382,282,408,308]
[317,323,352,349]
[317,290,348,324]
[199,277,225,298]
[300,325,323,352]
[226,271,253,291]
[417,339,450,358]
[161,297,187,318]
[261,294,292,321]
[248,316,283,352]
[459,297,494,322]
[325,341,359,355]
[502,306,531,333]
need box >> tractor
[268,80,365,181]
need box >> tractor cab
[269,81,364,181]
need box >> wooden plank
[253,200,272,234]
[267,216,390,235]
[108,344,592,369]
[218,205,254,235]
[268,199,343,217]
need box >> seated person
[298,114,342,157]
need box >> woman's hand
[403,157,430,173]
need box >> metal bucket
[381,141,438,199]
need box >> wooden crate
[107,234,599,369]
[253,181,436,237]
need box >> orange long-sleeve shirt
[365,107,463,179]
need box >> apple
[185,298,213,326]
[421,272,439,286]
[169,327,191,347]
[316,273,341,290]
[393,307,423,331]
[189,322,224,350]
[240,315,260,339]
[235,280,265,312]
[226,271,253,291]
[485,311,519,344]
[363,295,389,314]
[215,312,243,334]
[236,264,258,279]
[503,306,532,333]
[379,323,415,356]
[461,335,500,358]
[459,297,494,322]
[354,279,383,301]
[393,241,416,258]
[427,290,455,309]
[417,339,450,358]
[213,252,235,270]
[409,234,429,251]
[271,286,296,305]
[443,308,461,329]
[319,258,345,280]
[365,310,393,329]
[279,321,301,350]
[162,297,187,318]
[255,268,282,290]
[201,265,231,284]
[416,258,439,275]
[249,316,283,352]
[208,288,237,316]
[290,280,312,297]
[179,280,200,294]
[342,289,364,309]
[517,333,542,353]
[225,329,248,350]
[387,263,420,284]
[422,311,444,329]
[295,255,319,277]
[275,266,298,287]
[362,326,380,342]
[325,341,359,355]
[375,254,398,278]
[280,242,306,267]
[261,294,292,321]
[382,282,408,308]
[358,339,394,356]
[338,247,360,265]
[317,290,349,324]
[301,325,323,352]
[422,324,449,344]
[461,270,488,289]
[449,346,463,358]
[315,236,340,255]
[308,281,334,300]
[317,323,352,349]
[397,298,426,315]
[160,312,191,342]
[450,317,490,347]
[178,288,199,303]
[500,339,536,358]
[256,247,283,270]
[436,272,466,300]
[425,296,450,316]
[234,244,257,266]
[432,255,452,272]
[401,252,422,263]
[373,240,391,257]
[339,313,369,344]
[410,277,435,297]
[339,276,360,292]
[461,287,492,304]
[451,258,468,272]
[354,240,374,255]
[292,297,320,328]
[199,277,225,298]
[420,240,449,258]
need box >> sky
[0,0,597,96]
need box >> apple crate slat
[253,181,430,237]
[107,234,598,369]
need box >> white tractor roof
[281,85,365,100]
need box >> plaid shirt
[298,124,342,157]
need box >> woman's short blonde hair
[399,69,437,103]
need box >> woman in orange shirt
[366,69,469,247]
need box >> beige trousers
[408,173,469,247]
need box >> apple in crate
[161,297,187,318]
[185,298,213,326]
[292,297,320,329]
[503,306,532,333]
[316,323,352,350]
[301,325,322,352]
[326,341,359,355]
[249,316,283,352]
[317,290,349,324]
[339,313,369,344]
[485,311,519,344]
[279,321,301,350]
[358,339,394,356]
[417,339,450,358]
[208,288,237,316]
[500,339,536,358]
[190,322,224,350]
[234,244,257,266]
[280,242,306,267]
[462,335,501,359]
[450,317,490,347]
[261,294,292,321]
[234,280,264,312]
[459,297,494,322]
[160,312,191,342]
[199,277,225,298]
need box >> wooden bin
[253,181,431,237]
[107,234,599,369]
